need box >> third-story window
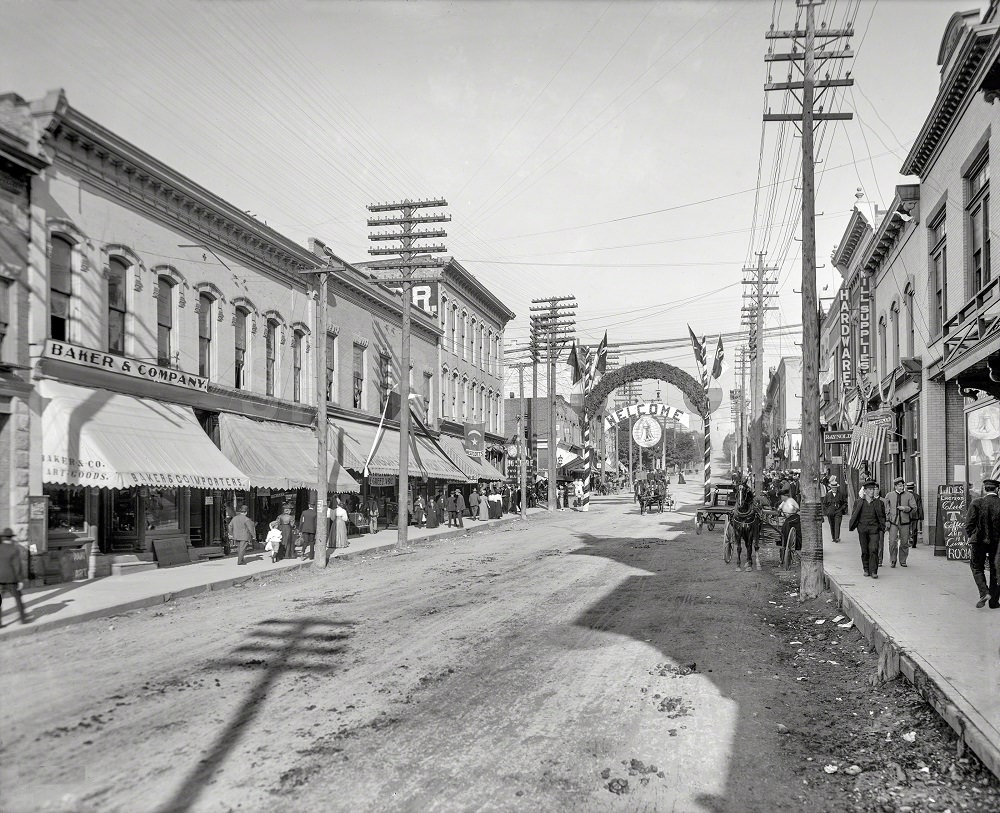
[968,153,990,293]
[292,330,303,403]
[890,303,900,370]
[353,343,365,409]
[380,353,392,412]
[198,294,213,378]
[50,234,73,341]
[234,307,248,389]
[265,319,278,397]
[904,283,915,358]
[0,278,9,356]
[450,305,457,353]
[107,257,128,355]
[878,316,887,375]
[929,213,947,335]
[157,276,174,367]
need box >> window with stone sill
[234,307,249,390]
[967,153,991,295]
[198,293,213,379]
[108,257,128,356]
[157,275,175,367]
[928,212,947,336]
[265,319,279,397]
[50,234,73,342]
[292,330,304,403]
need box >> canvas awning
[39,379,249,490]
[328,418,471,482]
[218,413,359,493]
[437,434,507,481]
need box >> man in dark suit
[822,475,849,543]
[849,479,886,578]
[298,500,317,560]
[965,478,1000,609]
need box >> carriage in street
[695,483,737,533]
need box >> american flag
[848,421,888,471]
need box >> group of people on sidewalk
[227,498,352,566]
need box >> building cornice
[902,21,998,177]
[440,257,516,325]
[862,185,920,274]
[831,208,872,272]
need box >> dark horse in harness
[730,477,762,571]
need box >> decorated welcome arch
[583,360,713,504]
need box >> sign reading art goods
[43,340,209,392]
[604,402,690,432]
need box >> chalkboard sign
[937,484,968,561]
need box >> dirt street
[2,484,998,813]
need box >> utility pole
[735,346,749,471]
[742,253,778,496]
[510,361,531,519]
[765,0,853,597]
[530,296,576,511]
[307,239,346,568]
[366,198,450,550]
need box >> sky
[1,0,971,436]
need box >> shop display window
[45,486,87,533]
[144,487,180,531]
[110,488,139,535]
[967,402,1000,497]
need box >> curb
[824,570,1000,780]
[1,511,549,642]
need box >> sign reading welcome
[604,401,690,432]
[43,340,209,392]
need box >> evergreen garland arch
[585,361,707,418]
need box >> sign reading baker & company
[43,340,209,392]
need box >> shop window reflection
[143,487,179,530]
[967,402,1000,498]
[111,488,139,535]
[45,486,87,533]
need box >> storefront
[965,398,1000,499]
[39,379,249,565]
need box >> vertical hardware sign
[840,287,852,391]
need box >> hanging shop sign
[824,430,855,445]
[864,409,893,429]
[840,287,853,391]
[604,401,689,432]
[368,473,396,488]
[43,340,208,392]
[631,416,662,448]
[464,422,486,458]
[936,484,968,561]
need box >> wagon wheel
[723,520,734,563]
[706,515,717,532]
[695,514,703,534]
[782,525,798,569]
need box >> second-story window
[265,319,278,397]
[156,276,175,367]
[904,283,915,357]
[107,257,128,355]
[890,302,900,370]
[234,307,249,390]
[380,352,392,412]
[326,332,336,402]
[198,294,213,378]
[292,329,303,403]
[968,153,990,293]
[353,343,365,410]
[0,278,9,356]
[878,315,887,376]
[929,213,947,335]
[50,234,73,341]
[450,305,458,353]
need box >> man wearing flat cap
[0,527,29,626]
[884,476,917,568]
[850,479,886,578]
[906,482,923,548]
[965,478,1000,609]
[821,475,848,543]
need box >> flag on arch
[688,324,708,385]
[710,336,727,380]
[591,331,608,381]
[567,342,583,385]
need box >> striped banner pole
[704,417,712,506]
[581,349,594,512]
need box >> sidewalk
[821,521,1000,778]
[0,506,549,642]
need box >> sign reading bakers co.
[43,340,209,392]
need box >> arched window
[450,304,458,354]
[878,315,887,376]
[451,371,459,416]
[157,275,175,367]
[292,329,304,403]
[107,256,128,355]
[265,318,279,397]
[234,306,249,390]
[890,302,900,370]
[50,234,74,341]
[904,283,915,357]
[198,293,214,378]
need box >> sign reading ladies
[604,401,690,432]
[43,340,209,392]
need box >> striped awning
[847,422,888,471]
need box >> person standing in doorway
[822,475,848,543]
[965,477,1000,608]
[298,500,317,561]
[468,487,480,521]
[884,477,916,568]
[0,528,28,626]
[849,479,886,579]
[228,505,257,566]
[907,482,923,547]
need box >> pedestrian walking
[488,487,501,519]
[573,478,584,509]
[264,521,283,563]
[964,477,1000,608]
[884,477,917,567]
[822,475,848,542]
[849,479,886,579]
[479,486,489,521]
[0,528,29,626]
[228,505,257,565]
[276,504,297,560]
[453,489,466,527]
[333,496,349,550]
[446,492,458,527]
[298,500,317,560]
[907,482,923,547]
[415,495,427,529]
[469,488,480,521]
[367,496,379,534]
[426,494,439,529]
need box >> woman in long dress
[276,504,296,560]
[334,496,349,550]
[426,495,439,529]
[479,486,489,521]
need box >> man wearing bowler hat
[821,475,848,543]
[0,527,29,626]
[965,477,1000,608]
[884,476,917,568]
[849,479,886,578]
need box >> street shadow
[20,579,92,611]
[157,615,353,813]
[18,599,74,620]
[566,528,789,813]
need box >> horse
[730,476,762,571]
